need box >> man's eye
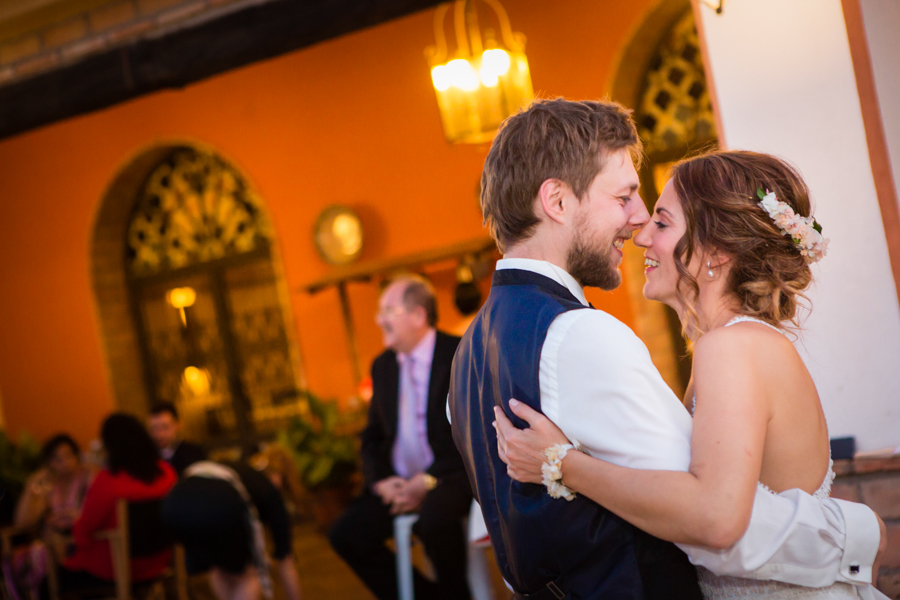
[620,196,631,203]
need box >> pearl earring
[707,261,714,278]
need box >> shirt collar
[160,440,180,461]
[398,327,437,365]
[496,258,589,306]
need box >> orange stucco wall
[0,0,656,446]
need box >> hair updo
[670,150,816,336]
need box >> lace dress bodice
[694,317,856,599]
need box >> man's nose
[630,195,650,228]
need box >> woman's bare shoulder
[693,320,800,390]
[695,320,794,359]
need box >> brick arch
[89,141,306,419]
[608,0,694,117]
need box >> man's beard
[567,225,622,291]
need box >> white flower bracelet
[541,443,578,501]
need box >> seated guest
[60,413,177,592]
[15,434,93,541]
[147,402,206,476]
[162,459,303,600]
[329,276,473,600]
[7,434,93,597]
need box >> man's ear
[411,304,428,327]
[537,179,571,225]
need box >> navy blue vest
[450,269,701,600]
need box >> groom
[448,98,884,599]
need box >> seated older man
[329,275,473,600]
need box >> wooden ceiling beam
[0,0,444,140]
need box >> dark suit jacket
[168,440,207,477]
[360,330,467,489]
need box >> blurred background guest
[147,403,207,477]
[59,413,176,593]
[162,459,303,600]
[249,445,306,520]
[6,434,93,598]
[14,434,93,544]
[329,276,472,600]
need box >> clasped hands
[374,473,432,515]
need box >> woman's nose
[633,224,651,248]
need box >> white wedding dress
[693,317,858,599]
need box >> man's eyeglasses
[376,306,407,320]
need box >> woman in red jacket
[59,413,177,592]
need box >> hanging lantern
[425,0,534,144]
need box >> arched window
[636,11,716,158]
[126,147,304,452]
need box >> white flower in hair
[760,192,786,216]
[756,188,829,265]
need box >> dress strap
[724,315,786,336]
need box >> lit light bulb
[431,65,451,91]
[166,287,196,309]
[446,59,479,91]
[166,286,197,327]
[517,56,529,74]
[182,366,211,396]
[479,68,499,87]
[481,49,511,77]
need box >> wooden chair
[53,499,187,600]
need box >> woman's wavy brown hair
[669,150,815,339]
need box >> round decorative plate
[314,205,364,265]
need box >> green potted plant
[0,430,41,525]
[277,390,367,530]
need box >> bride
[493,150,887,599]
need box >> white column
[695,0,900,451]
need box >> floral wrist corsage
[541,443,578,501]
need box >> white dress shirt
[497,258,881,589]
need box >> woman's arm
[275,556,303,600]
[496,329,770,548]
[13,469,51,530]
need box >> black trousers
[329,478,473,600]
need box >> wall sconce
[700,0,727,14]
[426,0,534,144]
[454,258,482,315]
[166,286,196,327]
[181,366,211,396]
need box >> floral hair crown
[756,188,829,264]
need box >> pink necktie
[392,355,433,478]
